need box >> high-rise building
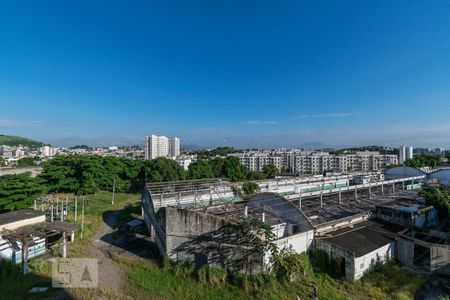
[399,145,414,164]
[168,137,180,157]
[145,135,180,159]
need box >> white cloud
[0,119,42,128]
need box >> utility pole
[81,197,85,239]
[112,178,116,205]
[75,197,78,221]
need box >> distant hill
[0,135,44,148]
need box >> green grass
[0,191,139,300]
[114,255,426,300]
[68,191,139,249]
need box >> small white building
[315,220,398,280]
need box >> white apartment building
[175,154,197,170]
[39,146,58,157]
[169,137,180,157]
[233,150,398,175]
[145,135,181,159]
[399,146,414,164]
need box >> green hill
[0,135,44,148]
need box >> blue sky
[1,1,450,148]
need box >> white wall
[353,241,395,280]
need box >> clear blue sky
[1,1,450,148]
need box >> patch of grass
[116,201,142,228]
[344,261,425,300]
[0,191,139,300]
[0,259,57,300]
[68,191,139,252]
[114,253,426,300]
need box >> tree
[405,155,440,168]
[17,157,36,167]
[142,157,187,183]
[0,157,5,167]
[419,186,450,220]
[222,157,248,182]
[242,181,260,196]
[262,164,278,178]
[188,160,214,179]
[0,173,46,212]
[209,157,225,177]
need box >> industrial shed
[315,220,402,280]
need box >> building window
[360,263,364,269]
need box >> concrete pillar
[354,187,358,201]
[62,231,67,258]
[320,192,323,208]
[244,205,248,218]
[21,240,28,275]
[369,185,372,199]
[381,183,384,196]
[51,205,54,222]
[402,180,405,190]
[262,212,265,223]
[392,182,395,193]
[338,189,342,204]
[298,196,302,209]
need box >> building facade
[399,146,414,164]
[145,135,181,159]
[232,150,398,175]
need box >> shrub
[0,258,16,279]
[197,265,227,287]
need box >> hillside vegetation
[0,135,44,148]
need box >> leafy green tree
[242,181,260,196]
[419,186,450,220]
[246,171,266,180]
[222,156,248,182]
[188,160,214,180]
[0,173,46,212]
[142,157,187,183]
[405,155,440,168]
[17,157,36,167]
[0,157,5,167]
[209,157,225,177]
[262,164,278,178]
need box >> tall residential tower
[145,135,180,159]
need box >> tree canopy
[262,164,278,178]
[404,155,441,168]
[188,160,215,180]
[0,173,46,212]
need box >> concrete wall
[274,230,314,254]
[430,244,450,276]
[0,215,46,231]
[0,167,42,178]
[397,238,414,267]
[354,242,395,280]
[315,240,356,280]
[163,207,264,274]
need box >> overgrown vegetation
[115,249,424,300]
[0,153,275,211]
[419,185,450,227]
[0,173,46,212]
[405,154,441,168]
